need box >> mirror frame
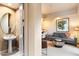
[0,13,11,34]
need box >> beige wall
[15,5,24,53]
[24,4,41,56]
[42,8,79,34]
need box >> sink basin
[3,34,16,40]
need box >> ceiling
[0,3,20,10]
[42,3,78,15]
[0,3,78,14]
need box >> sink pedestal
[8,40,12,53]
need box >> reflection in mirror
[0,13,11,34]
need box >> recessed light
[19,5,23,10]
[56,17,61,19]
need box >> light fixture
[56,17,61,19]
[19,5,23,10]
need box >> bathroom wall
[15,5,24,52]
[0,5,16,50]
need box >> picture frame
[56,18,69,32]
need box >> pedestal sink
[3,34,16,53]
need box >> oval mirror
[0,13,11,34]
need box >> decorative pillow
[65,32,71,38]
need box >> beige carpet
[42,44,79,56]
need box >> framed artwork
[56,18,69,32]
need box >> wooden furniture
[42,39,47,55]
[42,39,47,48]
[76,43,79,48]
